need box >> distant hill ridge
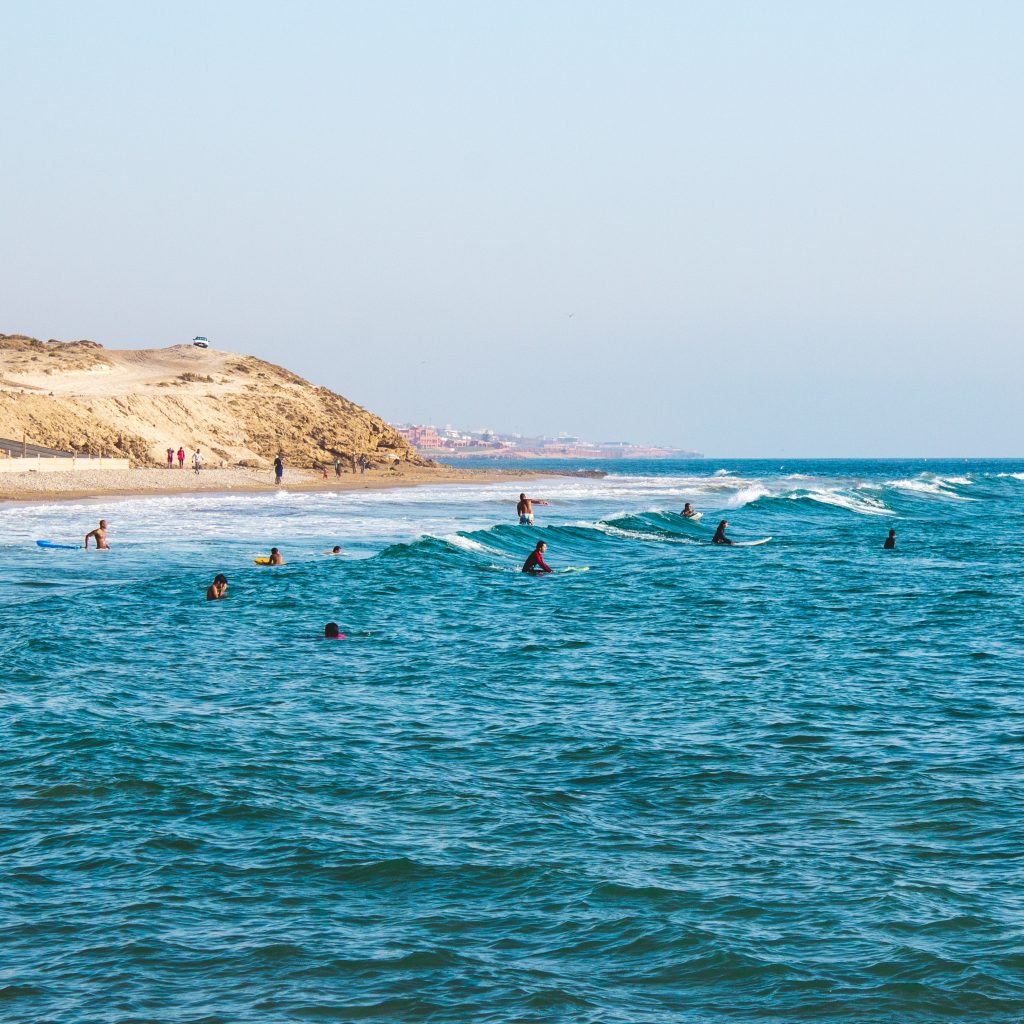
[0,334,427,468]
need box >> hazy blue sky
[2,1,1021,455]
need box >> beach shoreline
[0,464,553,506]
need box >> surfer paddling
[884,529,897,550]
[517,493,549,526]
[522,541,553,575]
[681,502,698,519]
[84,520,110,550]
[711,520,735,545]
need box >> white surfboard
[732,537,772,547]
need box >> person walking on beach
[522,541,553,574]
[712,520,734,545]
[884,529,897,550]
[334,458,342,478]
[206,574,228,600]
[274,455,284,486]
[358,455,367,474]
[517,493,550,526]
[84,520,110,550]
[166,448,174,469]
[177,446,185,469]
[192,449,203,474]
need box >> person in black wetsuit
[712,519,734,545]
[522,541,553,574]
[883,529,896,549]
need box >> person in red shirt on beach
[177,446,185,469]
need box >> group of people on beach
[166,447,203,473]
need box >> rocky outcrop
[0,334,429,468]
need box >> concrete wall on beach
[0,457,130,474]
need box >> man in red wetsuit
[522,541,553,574]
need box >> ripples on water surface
[2,459,1023,1023]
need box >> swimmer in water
[324,622,346,639]
[883,529,896,550]
[269,547,285,565]
[522,541,553,574]
[516,493,550,526]
[328,546,343,554]
[84,519,109,550]
[682,502,698,518]
[206,574,228,600]
[711,520,734,545]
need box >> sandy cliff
[0,335,427,468]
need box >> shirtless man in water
[516,493,549,526]
[84,520,109,550]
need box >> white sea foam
[887,478,972,501]
[440,533,504,556]
[576,521,698,545]
[797,489,889,516]
[722,485,774,509]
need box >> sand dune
[0,335,425,469]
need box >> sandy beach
[0,464,546,504]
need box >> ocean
[2,458,1023,1023]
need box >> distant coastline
[393,422,701,460]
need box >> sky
[2,0,1021,456]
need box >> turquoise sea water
[3,458,1023,1023]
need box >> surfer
[711,520,734,545]
[206,574,228,600]
[884,529,897,550]
[328,545,343,554]
[517,493,549,526]
[84,520,110,550]
[522,541,553,574]
[324,622,346,639]
[269,547,285,565]
[681,502,698,518]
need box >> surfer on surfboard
[522,541,553,574]
[681,502,699,519]
[711,520,734,545]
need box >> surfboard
[36,540,81,550]
[558,566,590,573]
[254,557,271,565]
[682,511,703,522]
[732,538,772,547]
